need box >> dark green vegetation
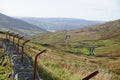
[0,13,47,36]
[20,17,103,31]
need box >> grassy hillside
[0,31,120,80]
[0,19,120,80]
[24,19,120,80]
[30,19,120,57]
[0,13,47,36]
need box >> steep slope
[0,13,47,36]
[65,19,120,40]
[30,19,120,57]
[19,17,103,31]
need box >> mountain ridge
[0,13,47,36]
[19,17,103,31]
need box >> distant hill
[0,13,47,36]
[19,17,103,31]
[67,19,120,40]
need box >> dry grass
[23,43,120,80]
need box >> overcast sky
[0,0,120,21]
